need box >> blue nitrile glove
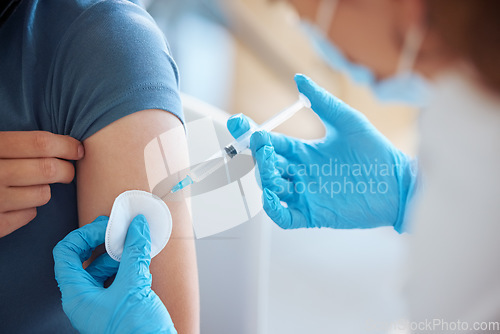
[53,215,176,334]
[227,74,416,232]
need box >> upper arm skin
[76,110,199,334]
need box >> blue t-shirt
[0,0,183,332]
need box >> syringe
[170,93,311,194]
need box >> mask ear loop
[396,25,426,74]
[316,0,339,36]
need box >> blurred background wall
[146,0,417,333]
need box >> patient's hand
[0,131,84,237]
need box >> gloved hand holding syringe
[170,93,311,194]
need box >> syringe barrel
[224,94,309,157]
[176,94,310,190]
[259,96,307,133]
[187,151,224,182]
[227,129,253,157]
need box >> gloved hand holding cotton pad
[105,190,172,262]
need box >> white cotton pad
[105,190,172,262]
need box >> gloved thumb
[227,114,257,139]
[116,214,153,287]
[294,74,370,133]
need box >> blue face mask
[301,22,430,107]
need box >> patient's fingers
[0,208,37,238]
[0,158,76,186]
[0,131,84,160]
[0,131,81,237]
[0,185,51,212]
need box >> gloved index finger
[53,217,108,265]
[267,132,298,156]
[53,217,108,288]
[250,130,298,156]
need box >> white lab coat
[406,69,500,333]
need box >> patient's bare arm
[76,109,200,334]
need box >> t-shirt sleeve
[47,0,183,141]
